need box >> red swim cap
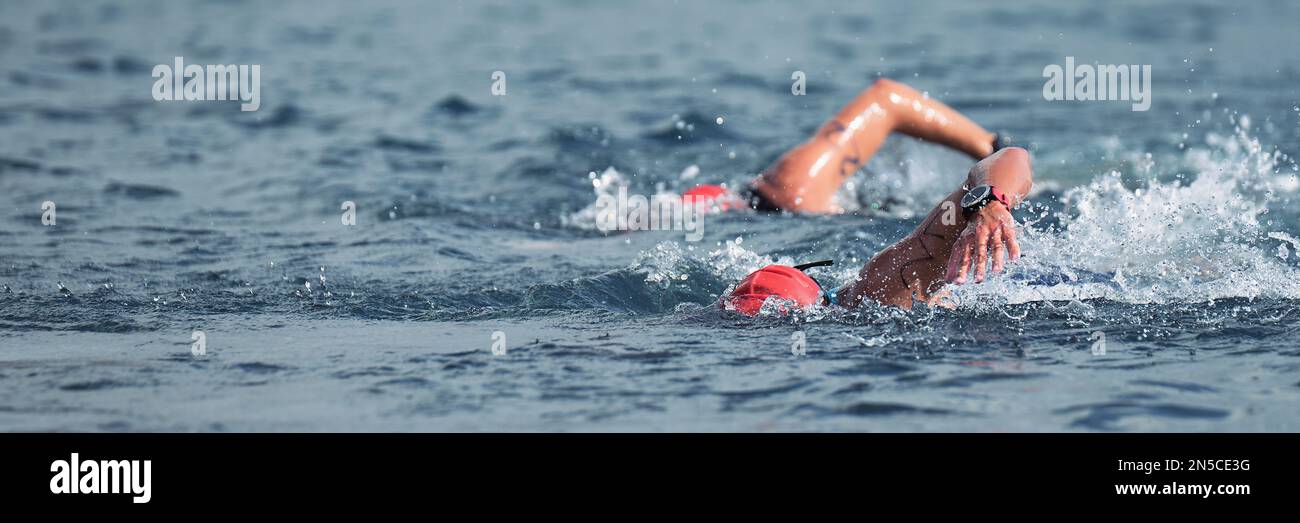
[682,184,745,211]
[724,265,824,316]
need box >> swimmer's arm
[835,148,1033,310]
[944,147,1033,284]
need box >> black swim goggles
[792,259,837,306]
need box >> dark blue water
[2,0,1299,431]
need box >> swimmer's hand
[945,202,1020,284]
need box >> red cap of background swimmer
[682,184,744,211]
[725,264,823,316]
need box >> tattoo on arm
[818,122,864,178]
[818,121,847,141]
[895,209,956,291]
[838,154,863,178]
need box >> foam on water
[562,165,739,234]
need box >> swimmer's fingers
[946,235,967,282]
[946,239,972,284]
[1002,220,1021,261]
[991,226,1006,274]
[974,230,989,283]
[959,242,974,284]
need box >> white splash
[958,119,1300,306]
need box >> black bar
[0,433,1291,511]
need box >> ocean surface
[2,0,1299,431]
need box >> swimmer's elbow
[967,146,1033,192]
[1002,146,1033,183]
[871,77,903,91]
[999,147,1034,198]
[998,146,1030,165]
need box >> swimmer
[683,78,1034,313]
